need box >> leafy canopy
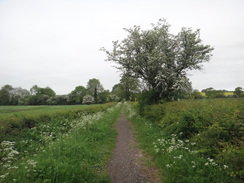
[101,19,214,101]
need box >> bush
[137,89,161,114]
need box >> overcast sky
[0,0,243,94]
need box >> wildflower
[223,165,228,169]
[178,155,183,159]
[0,173,9,179]
[205,162,209,166]
[27,160,37,167]
[155,148,160,153]
[166,164,171,168]
[178,139,183,144]
[207,158,214,162]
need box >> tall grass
[0,103,122,183]
[124,99,243,183]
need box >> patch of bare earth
[109,112,161,183]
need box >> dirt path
[108,112,160,183]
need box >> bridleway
[108,112,160,183]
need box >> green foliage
[69,85,87,104]
[234,87,243,97]
[86,78,104,103]
[82,94,95,104]
[137,89,161,114]
[118,72,141,101]
[201,87,227,98]
[191,90,205,99]
[0,78,119,105]
[125,99,244,182]
[0,85,14,105]
[0,103,122,183]
[0,103,116,142]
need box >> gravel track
[108,112,160,183]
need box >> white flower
[223,165,228,169]
[207,158,214,162]
[155,148,160,153]
[166,164,171,168]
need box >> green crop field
[0,105,90,118]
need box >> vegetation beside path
[124,99,244,183]
[0,103,122,183]
[0,103,116,142]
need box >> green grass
[124,99,244,183]
[0,103,116,142]
[0,105,93,118]
[0,103,122,183]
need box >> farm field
[0,103,116,139]
[0,105,95,118]
[200,92,234,97]
[0,103,122,183]
[125,99,244,183]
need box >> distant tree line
[191,87,243,99]
[0,76,145,105]
[0,78,119,105]
[0,79,242,105]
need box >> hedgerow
[125,99,244,182]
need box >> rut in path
[108,112,160,183]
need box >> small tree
[191,90,205,99]
[234,87,243,97]
[86,79,104,103]
[101,19,214,101]
[69,86,86,104]
[82,94,94,104]
[0,85,13,105]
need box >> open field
[0,105,94,118]
[0,103,116,140]
[200,92,234,96]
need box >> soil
[108,112,160,183]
